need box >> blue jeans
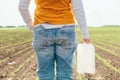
[32,25,78,80]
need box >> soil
[0,41,120,80]
[93,42,120,68]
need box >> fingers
[82,38,90,44]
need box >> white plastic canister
[77,43,95,74]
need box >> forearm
[71,0,89,39]
[18,0,33,28]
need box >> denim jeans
[32,25,78,80]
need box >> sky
[0,0,120,27]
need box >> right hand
[82,38,91,44]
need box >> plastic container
[77,43,95,74]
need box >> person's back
[18,0,90,80]
[34,0,75,26]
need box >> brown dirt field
[93,42,120,68]
[82,56,120,80]
[0,42,31,60]
[95,40,120,48]
[0,42,120,80]
[93,41,120,55]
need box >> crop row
[0,45,32,63]
[92,39,120,47]
[76,52,120,80]
[95,53,120,74]
[0,28,32,46]
[93,44,120,57]
[0,40,31,50]
[0,48,34,79]
[0,49,33,76]
[94,42,120,68]
[93,40,120,50]
[10,54,34,76]
[76,41,120,80]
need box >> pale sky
[0,0,120,27]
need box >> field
[0,27,120,80]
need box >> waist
[33,23,76,29]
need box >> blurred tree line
[0,25,26,28]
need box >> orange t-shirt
[33,0,75,26]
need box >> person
[18,0,90,80]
